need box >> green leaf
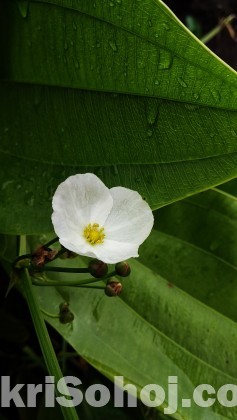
[140,187,237,321]
[1,0,237,233]
[34,260,236,419]
[20,215,237,420]
[1,186,237,418]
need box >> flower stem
[32,278,105,289]
[35,266,90,273]
[31,271,116,287]
[44,236,59,248]
[201,14,236,44]
[21,268,79,420]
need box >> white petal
[58,236,101,259]
[92,240,139,264]
[52,174,113,229]
[104,187,154,244]
[52,174,113,256]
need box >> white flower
[51,173,154,264]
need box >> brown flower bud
[115,261,131,277]
[59,302,74,324]
[88,259,108,278]
[105,280,122,297]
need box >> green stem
[48,247,69,262]
[201,14,236,44]
[22,268,79,420]
[13,253,31,267]
[61,339,67,375]
[35,266,90,273]
[32,279,105,289]
[44,236,59,248]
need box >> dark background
[165,0,237,70]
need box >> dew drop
[73,20,77,31]
[113,165,118,176]
[109,40,118,52]
[157,50,172,70]
[154,80,159,86]
[146,101,160,125]
[74,59,79,69]
[147,129,153,137]
[162,22,170,30]
[193,93,200,101]
[178,78,187,88]
[184,104,199,111]
[25,192,35,207]
[17,1,29,18]
[211,89,220,102]
[2,180,14,190]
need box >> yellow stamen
[83,223,105,245]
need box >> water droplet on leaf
[211,89,220,102]
[162,22,170,30]
[109,40,118,52]
[113,165,118,176]
[178,78,187,88]
[25,192,35,207]
[17,1,29,18]
[157,50,172,70]
[184,104,199,111]
[74,59,79,69]
[146,101,160,125]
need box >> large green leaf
[31,252,237,420]
[1,187,237,418]
[1,0,237,233]
[13,186,237,420]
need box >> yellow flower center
[83,223,105,245]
